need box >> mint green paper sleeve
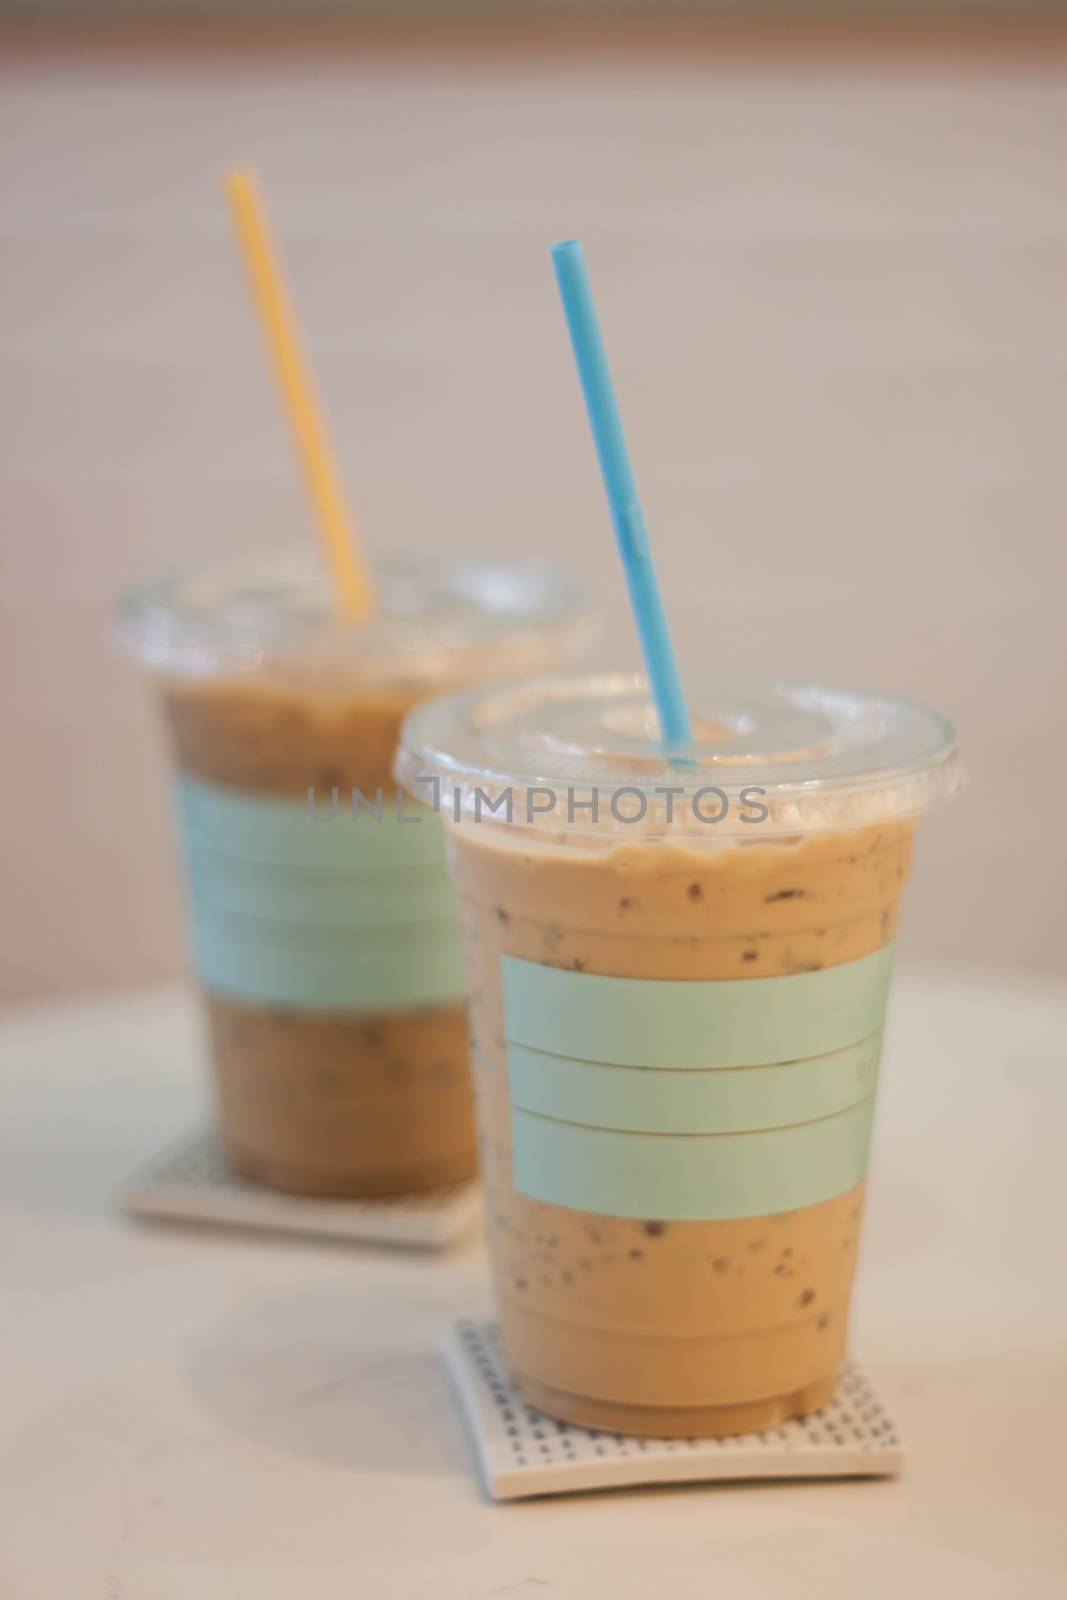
[502,946,893,1069]
[177,777,464,1011]
[502,950,892,1221]
[511,1097,877,1222]
[508,1032,882,1136]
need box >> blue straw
[551,239,692,748]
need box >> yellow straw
[225,169,373,619]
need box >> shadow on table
[186,1279,476,1480]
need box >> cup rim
[395,669,964,840]
[116,548,589,686]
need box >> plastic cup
[397,671,963,1435]
[119,551,588,1197]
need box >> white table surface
[1,968,1065,1599]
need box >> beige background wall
[2,31,1065,1004]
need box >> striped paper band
[177,776,464,1011]
[503,948,892,1221]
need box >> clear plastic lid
[396,670,964,839]
[117,549,589,690]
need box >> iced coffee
[120,552,586,1196]
[398,671,962,1433]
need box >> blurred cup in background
[119,550,588,1196]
